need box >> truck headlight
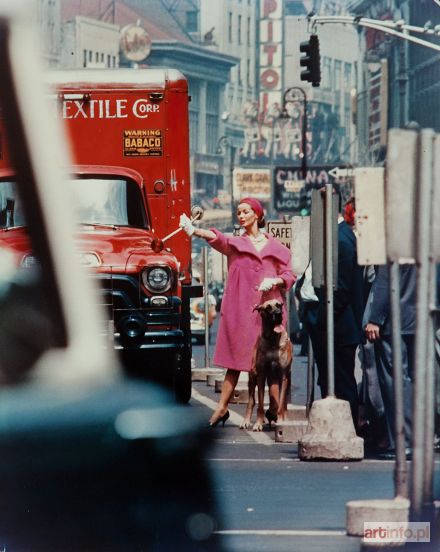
[142,266,171,293]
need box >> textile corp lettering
[62,99,160,119]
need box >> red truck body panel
[47,68,192,283]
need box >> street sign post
[266,220,292,249]
[354,167,386,266]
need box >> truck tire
[174,348,192,404]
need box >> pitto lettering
[62,99,160,119]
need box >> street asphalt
[189,320,440,552]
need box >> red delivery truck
[0,68,201,403]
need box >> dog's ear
[252,303,262,312]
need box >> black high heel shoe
[265,409,278,427]
[209,411,230,427]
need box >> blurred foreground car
[0,5,222,551]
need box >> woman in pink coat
[180,198,296,427]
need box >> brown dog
[240,299,293,431]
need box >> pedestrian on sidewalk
[364,263,416,459]
[305,189,364,430]
[180,198,296,427]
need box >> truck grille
[91,273,180,328]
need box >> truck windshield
[0,178,148,229]
[0,181,26,229]
[72,177,148,229]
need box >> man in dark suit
[364,264,416,457]
[305,208,365,430]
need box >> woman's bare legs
[209,369,240,424]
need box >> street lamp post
[281,87,308,179]
[216,135,235,228]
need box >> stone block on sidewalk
[214,380,269,404]
[207,370,226,386]
[229,385,250,404]
[298,396,364,460]
[191,367,223,382]
[346,497,409,539]
[275,420,308,443]
[285,404,307,422]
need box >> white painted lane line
[215,529,347,537]
[191,388,274,446]
[208,458,290,462]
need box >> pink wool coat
[207,229,296,372]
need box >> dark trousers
[306,321,359,430]
[373,334,414,449]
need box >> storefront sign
[273,165,336,213]
[233,168,271,200]
[259,0,284,116]
[194,153,222,175]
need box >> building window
[206,83,219,153]
[247,16,251,46]
[322,57,331,90]
[238,15,242,44]
[206,84,219,113]
[107,54,111,67]
[344,62,352,87]
[345,106,351,135]
[189,111,199,152]
[228,12,233,42]
[186,10,197,33]
[334,60,342,91]
[206,114,219,153]
[112,56,116,67]
[83,49,87,68]
[88,50,92,62]
[188,79,200,108]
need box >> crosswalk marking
[191,387,274,445]
[215,529,348,537]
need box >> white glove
[258,277,279,292]
[179,213,195,236]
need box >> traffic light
[299,34,321,87]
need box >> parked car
[191,294,217,344]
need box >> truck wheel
[174,349,192,404]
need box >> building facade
[57,0,237,210]
[349,0,440,165]
[61,16,120,68]
[35,0,62,67]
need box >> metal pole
[203,246,210,369]
[424,132,440,512]
[389,261,408,498]
[325,184,335,396]
[301,94,308,180]
[423,256,436,507]
[306,339,315,417]
[230,145,235,228]
[411,129,434,519]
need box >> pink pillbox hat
[239,197,264,219]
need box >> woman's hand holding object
[179,213,195,236]
[258,278,279,292]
